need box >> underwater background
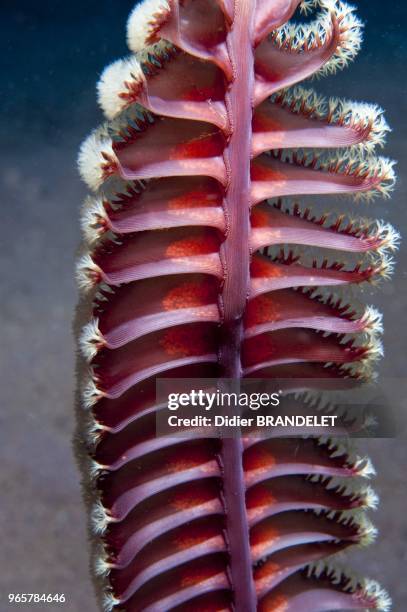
[1,1,406,610]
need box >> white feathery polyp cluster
[102,591,121,612]
[88,457,105,480]
[75,253,102,292]
[272,148,396,201]
[361,485,379,511]
[79,317,106,361]
[375,253,396,281]
[353,456,376,479]
[81,196,109,244]
[273,8,333,51]
[361,306,383,335]
[357,514,378,547]
[78,130,116,191]
[273,86,390,153]
[365,335,384,361]
[94,554,112,578]
[85,418,107,447]
[126,0,170,53]
[362,579,392,612]
[275,0,362,78]
[306,559,391,610]
[91,499,112,535]
[97,56,145,119]
[373,220,401,253]
[82,374,104,409]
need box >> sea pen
[76,1,397,610]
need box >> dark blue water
[1,1,406,146]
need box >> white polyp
[374,220,401,253]
[78,131,116,191]
[89,458,106,480]
[76,253,101,292]
[286,2,364,79]
[366,336,384,361]
[328,442,348,459]
[82,375,104,409]
[328,98,390,151]
[79,318,106,361]
[377,254,396,281]
[273,9,333,52]
[102,591,121,612]
[314,150,396,201]
[361,306,383,335]
[300,0,318,15]
[97,56,145,119]
[85,420,105,446]
[357,515,378,547]
[375,158,397,199]
[362,485,379,510]
[271,86,390,153]
[126,0,170,53]
[319,0,339,11]
[81,196,108,244]
[354,456,376,479]
[306,558,344,583]
[91,499,112,535]
[94,553,112,577]
[356,106,390,151]
[320,2,363,76]
[273,86,328,119]
[362,579,392,612]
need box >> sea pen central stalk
[219,1,257,610]
[220,0,254,349]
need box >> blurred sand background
[1,1,406,610]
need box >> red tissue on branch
[76,1,398,610]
